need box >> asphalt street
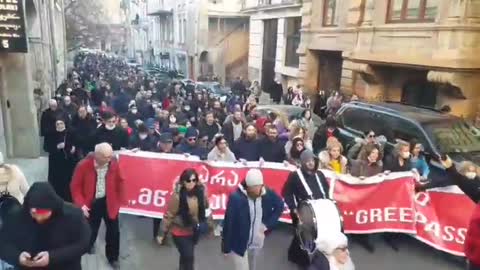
[83,214,466,270]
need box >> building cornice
[241,3,302,14]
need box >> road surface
[82,214,465,270]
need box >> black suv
[336,101,480,179]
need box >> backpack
[0,190,20,230]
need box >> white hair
[327,255,355,270]
[94,142,113,154]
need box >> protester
[0,182,91,270]
[71,106,97,157]
[309,231,355,270]
[285,125,312,155]
[313,116,341,154]
[158,169,213,270]
[70,143,125,269]
[44,118,78,201]
[198,111,221,142]
[287,137,306,167]
[207,135,237,162]
[222,169,284,270]
[62,95,78,121]
[176,127,207,159]
[347,130,385,161]
[156,132,179,154]
[250,81,261,100]
[119,117,134,137]
[129,123,157,151]
[384,141,412,173]
[0,151,29,204]
[258,125,286,163]
[350,144,383,178]
[40,99,68,137]
[233,124,260,162]
[93,112,129,150]
[282,149,330,267]
[222,109,245,146]
[409,139,430,180]
[318,138,348,174]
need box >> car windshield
[423,119,480,153]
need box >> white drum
[297,199,343,252]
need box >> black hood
[23,182,64,214]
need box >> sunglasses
[188,137,197,142]
[184,178,198,183]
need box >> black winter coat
[232,136,260,162]
[282,167,330,211]
[40,109,69,137]
[0,183,91,270]
[92,125,129,150]
[71,115,97,154]
[258,137,286,163]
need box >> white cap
[0,151,4,165]
[245,168,263,187]
[315,231,348,255]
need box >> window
[387,0,438,23]
[322,0,338,26]
[285,17,301,68]
[258,0,272,5]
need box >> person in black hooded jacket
[0,182,91,270]
[92,112,129,150]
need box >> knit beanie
[245,168,264,187]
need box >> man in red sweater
[70,142,125,269]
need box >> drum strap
[296,169,326,200]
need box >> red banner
[118,152,475,257]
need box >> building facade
[145,0,249,84]
[243,0,302,91]
[66,0,127,56]
[0,0,67,158]
[300,0,480,118]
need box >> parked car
[256,105,324,129]
[196,81,231,102]
[335,101,480,181]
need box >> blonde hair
[459,161,480,176]
[394,141,410,154]
[326,138,343,153]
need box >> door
[261,19,278,91]
[317,51,343,93]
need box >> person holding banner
[158,168,213,270]
[222,169,284,270]
[70,142,125,269]
[282,149,330,268]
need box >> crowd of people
[0,51,479,270]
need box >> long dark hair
[290,137,305,159]
[178,169,206,226]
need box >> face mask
[56,126,66,132]
[170,117,176,123]
[131,109,138,114]
[184,106,190,111]
[152,104,158,109]
[105,124,116,130]
[401,151,410,159]
[139,134,148,140]
[466,172,477,180]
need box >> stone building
[243,0,303,91]
[145,0,249,84]
[0,0,67,159]
[300,0,480,118]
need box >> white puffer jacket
[0,164,29,204]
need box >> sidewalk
[7,157,48,185]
